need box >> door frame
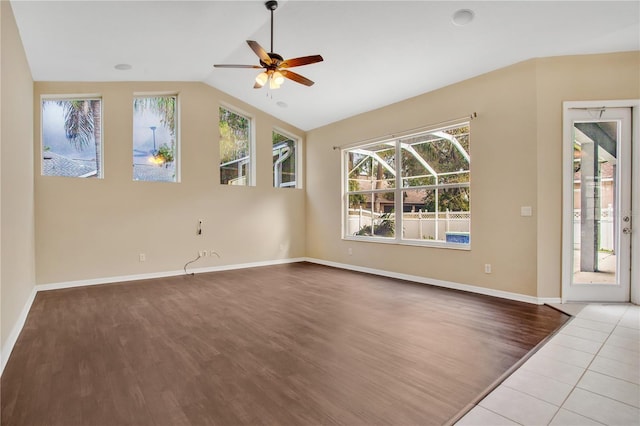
[562,100,640,303]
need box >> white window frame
[219,104,255,187]
[342,122,471,250]
[272,127,301,189]
[41,94,104,179]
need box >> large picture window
[133,95,178,182]
[344,122,470,248]
[219,106,252,186]
[41,97,103,178]
[273,130,298,188]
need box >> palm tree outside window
[41,98,103,178]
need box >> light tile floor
[456,304,640,426]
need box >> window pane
[346,143,396,192]
[342,122,470,247]
[401,124,470,187]
[220,107,251,186]
[273,131,297,188]
[348,192,395,238]
[42,98,102,178]
[402,187,470,244]
[133,96,177,182]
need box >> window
[273,130,298,188]
[344,122,470,248]
[133,95,178,182]
[41,97,103,178]
[219,106,252,186]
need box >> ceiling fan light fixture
[255,72,268,87]
[269,77,282,90]
[272,71,285,85]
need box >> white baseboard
[189,257,308,275]
[1,286,37,376]
[35,257,307,293]
[539,297,563,305]
[304,257,554,305]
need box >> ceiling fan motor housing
[265,1,278,11]
[261,53,283,69]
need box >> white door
[562,106,632,302]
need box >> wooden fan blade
[280,55,324,68]
[214,64,263,69]
[280,69,314,86]
[247,40,272,65]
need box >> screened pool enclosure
[344,123,470,247]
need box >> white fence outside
[573,206,614,251]
[347,208,470,241]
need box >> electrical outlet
[199,250,208,257]
[484,263,492,274]
[139,253,146,262]
[348,248,353,256]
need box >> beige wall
[535,51,640,298]
[1,1,36,355]
[34,82,306,284]
[306,52,640,298]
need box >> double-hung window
[344,122,471,248]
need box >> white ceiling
[10,1,640,131]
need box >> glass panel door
[563,107,631,302]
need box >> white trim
[219,103,256,187]
[272,126,302,189]
[188,257,307,274]
[562,100,639,303]
[342,235,471,251]
[35,257,307,292]
[538,297,563,305]
[304,257,550,305]
[632,103,640,305]
[1,287,37,376]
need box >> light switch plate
[521,206,533,217]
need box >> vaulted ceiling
[10,1,640,130]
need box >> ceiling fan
[214,0,323,89]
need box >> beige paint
[34,82,306,284]
[1,1,36,353]
[306,52,640,298]
[535,52,640,298]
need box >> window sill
[342,235,471,251]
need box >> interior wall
[34,81,306,285]
[307,60,540,296]
[306,52,640,299]
[1,1,36,357]
[535,51,640,298]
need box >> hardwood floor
[1,262,569,425]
